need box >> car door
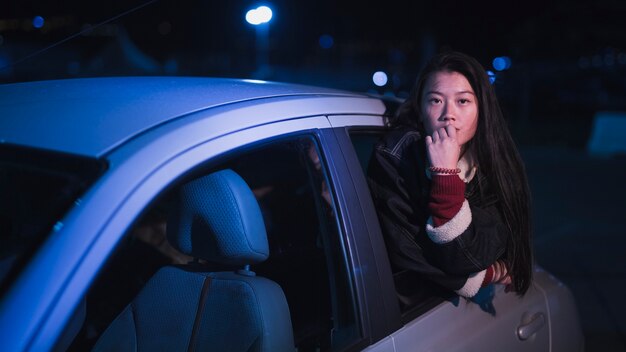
[43,122,391,351]
[325,115,550,352]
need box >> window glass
[0,144,106,297]
[68,135,359,351]
[349,130,448,318]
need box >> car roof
[0,76,370,157]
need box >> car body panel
[394,267,582,352]
[384,283,549,352]
[533,266,585,351]
[0,77,382,157]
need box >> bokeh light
[492,56,511,71]
[32,16,45,29]
[319,34,334,49]
[486,70,496,84]
[373,71,388,87]
[246,6,273,25]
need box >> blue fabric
[94,268,295,352]
[167,169,269,265]
[95,169,294,351]
[132,267,204,351]
[195,272,294,352]
[95,267,203,351]
[92,305,137,352]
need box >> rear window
[0,144,106,295]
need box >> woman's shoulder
[375,126,423,159]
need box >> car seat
[93,169,294,352]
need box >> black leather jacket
[367,127,509,293]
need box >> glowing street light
[246,6,273,25]
[245,5,273,78]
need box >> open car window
[67,134,361,351]
[348,130,452,320]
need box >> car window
[67,135,360,351]
[0,144,106,297]
[349,130,450,319]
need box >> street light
[246,5,273,79]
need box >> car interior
[66,136,358,351]
[92,168,294,351]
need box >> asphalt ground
[521,146,626,352]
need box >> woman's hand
[491,260,512,285]
[424,123,461,169]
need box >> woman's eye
[428,98,441,104]
[458,99,471,104]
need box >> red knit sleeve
[481,265,495,287]
[428,174,466,227]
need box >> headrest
[167,169,269,266]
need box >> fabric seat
[93,169,294,352]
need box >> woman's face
[420,71,478,147]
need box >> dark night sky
[5,0,626,69]
[3,0,626,144]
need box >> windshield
[0,144,106,295]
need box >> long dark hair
[392,51,533,295]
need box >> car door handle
[517,312,546,340]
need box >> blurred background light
[486,70,496,84]
[32,16,45,29]
[256,6,272,21]
[246,5,273,25]
[373,71,388,86]
[319,34,334,49]
[492,56,511,71]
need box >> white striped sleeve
[425,199,472,244]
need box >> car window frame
[321,117,405,346]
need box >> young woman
[367,51,532,298]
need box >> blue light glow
[246,6,273,25]
[486,70,496,84]
[319,34,334,49]
[373,71,388,87]
[492,56,511,71]
[242,79,268,84]
[32,16,45,29]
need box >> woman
[367,51,532,298]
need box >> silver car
[0,77,583,351]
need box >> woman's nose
[440,104,456,122]
[441,115,455,122]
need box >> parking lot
[522,146,626,351]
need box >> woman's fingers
[427,125,461,169]
[490,260,513,286]
[430,126,458,143]
[491,260,510,282]
[431,129,440,142]
[498,275,513,285]
[445,124,457,139]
